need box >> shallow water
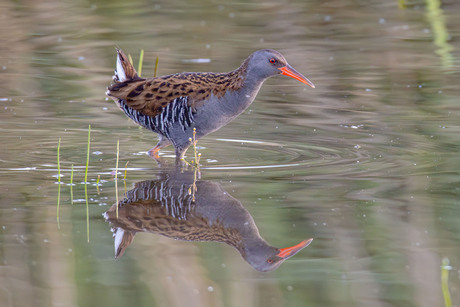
[1,0,460,306]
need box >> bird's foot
[148,147,169,167]
[148,147,161,160]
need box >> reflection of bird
[103,170,312,272]
[106,49,314,160]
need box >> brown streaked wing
[107,70,246,118]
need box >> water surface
[1,0,460,306]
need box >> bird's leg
[148,137,171,160]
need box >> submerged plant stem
[85,125,91,184]
[124,161,129,180]
[115,140,120,219]
[70,164,74,204]
[57,138,61,229]
[124,161,129,193]
[85,183,89,243]
[85,125,91,242]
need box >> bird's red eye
[269,58,277,64]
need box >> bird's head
[247,49,315,88]
[244,238,313,272]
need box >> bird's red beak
[279,65,315,88]
[277,238,313,259]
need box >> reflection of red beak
[279,65,315,88]
[277,238,313,259]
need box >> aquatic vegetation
[56,138,61,229]
[54,123,133,238]
[190,127,201,168]
[187,128,201,201]
[96,175,101,194]
[70,164,74,203]
[84,125,91,242]
[137,49,144,77]
[115,139,120,219]
[124,161,129,193]
[128,49,146,77]
[154,56,159,77]
[85,125,91,184]
[442,258,452,307]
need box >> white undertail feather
[116,52,127,82]
[113,227,125,255]
[113,48,139,83]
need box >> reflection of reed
[441,258,452,307]
[425,0,453,68]
[56,138,61,229]
[104,169,312,272]
[84,126,90,243]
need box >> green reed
[56,125,93,239]
[187,128,201,200]
[138,49,144,77]
[190,128,201,167]
[96,175,101,194]
[154,56,159,77]
[128,49,146,77]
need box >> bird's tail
[113,48,139,83]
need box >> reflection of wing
[107,180,243,242]
[104,173,312,272]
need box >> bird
[106,48,315,161]
[103,169,313,272]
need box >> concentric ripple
[200,137,372,173]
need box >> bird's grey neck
[220,72,265,115]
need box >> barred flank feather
[117,96,194,136]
